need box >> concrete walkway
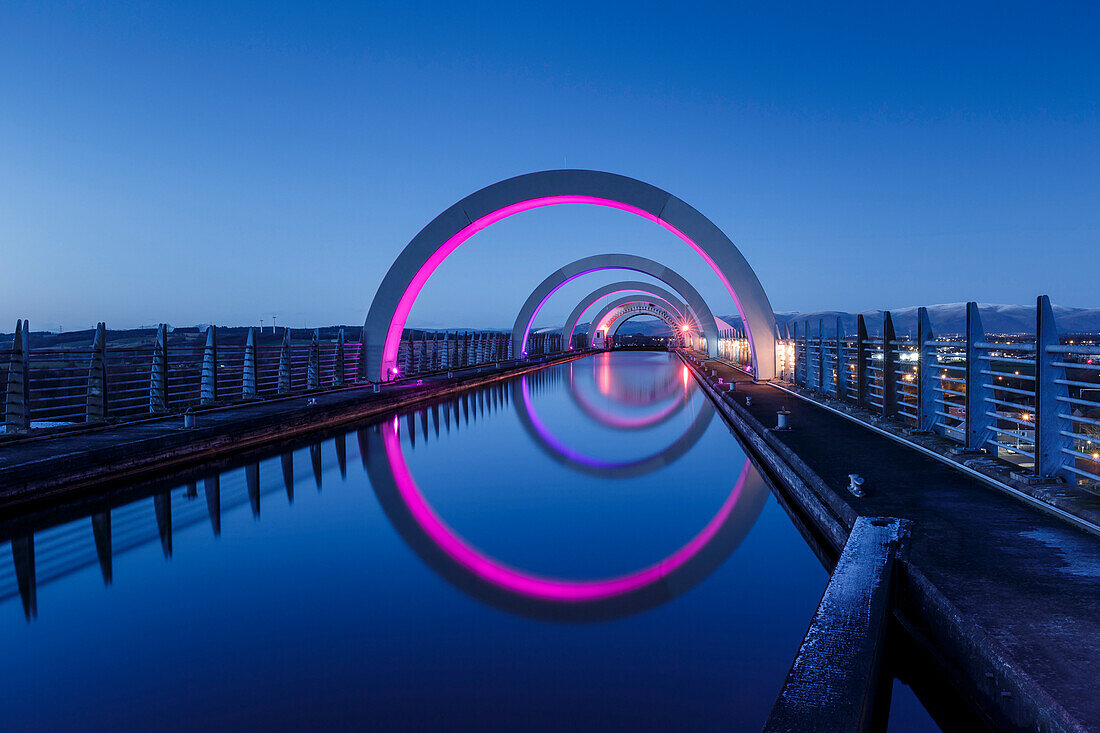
[702,358,1100,731]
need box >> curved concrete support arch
[510,253,720,359]
[608,311,675,339]
[362,169,777,382]
[562,280,702,350]
[589,297,680,342]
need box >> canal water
[0,351,938,730]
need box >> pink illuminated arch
[361,170,777,381]
[590,298,680,341]
[560,279,702,350]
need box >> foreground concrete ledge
[766,516,910,733]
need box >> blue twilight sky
[1,1,1097,332]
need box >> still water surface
[0,352,936,730]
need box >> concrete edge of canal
[0,352,589,514]
[679,351,1086,733]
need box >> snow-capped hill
[758,303,1100,337]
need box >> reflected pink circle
[382,418,751,602]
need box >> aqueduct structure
[362,169,778,381]
[561,280,701,349]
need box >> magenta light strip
[383,195,753,372]
[381,415,751,602]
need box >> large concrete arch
[608,310,676,339]
[362,169,777,382]
[510,253,720,359]
[562,280,702,350]
[589,297,679,342]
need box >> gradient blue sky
[1,1,1097,331]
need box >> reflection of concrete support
[200,325,217,405]
[150,323,169,413]
[205,475,221,536]
[246,461,260,517]
[765,517,909,733]
[12,534,36,619]
[87,322,108,421]
[356,428,372,471]
[4,319,29,433]
[155,492,172,557]
[92,511,112,585]
[281,452,294,503]
[310,442,322,490]
[243,327,257,399]
[335,433,347,478]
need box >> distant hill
[766,303,1100,337]
[573,303,1100,338]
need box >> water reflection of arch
[515,373,715,479]
[362,420,770,622]
[567,358,688,430]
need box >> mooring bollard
[848,474,866,497]
[776,408,791,430]
[183,409,195,429]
